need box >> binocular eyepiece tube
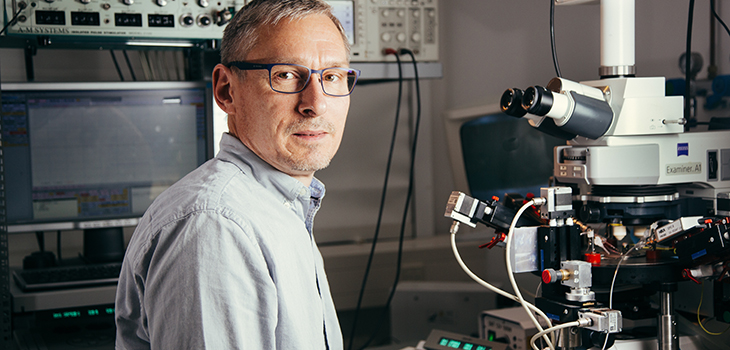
[501,86,561,119]
[500,88,527,118]
[499,78,614,140]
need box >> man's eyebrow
[319,58,351,67]
[256,57,351,68]
[325,61,352,68]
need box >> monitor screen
[460,113,564,201]
[2,81,213,233]
[443,103,565,203]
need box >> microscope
[445,1,730,349]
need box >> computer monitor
[1,81,213,262]
[444,102,566,202]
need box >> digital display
[425,329,506,350]
[50,306,114,320]
[327,1,355,45]
[438,337,490,350]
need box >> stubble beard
[284,146,332,172]
[281,119,337,172]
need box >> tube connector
[450,221,460,235]
[532,197,547,206]
[578,308,622,333]
[577,317,593,328]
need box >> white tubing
[505,199,553,348]
[450,232,555,349]
[530,320,584,350]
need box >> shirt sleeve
[140,209,277,349]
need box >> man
[115,1,359,348]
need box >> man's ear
[212,64,237,115]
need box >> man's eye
[275,71,298,80]
[323,72,343,83]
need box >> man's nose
[297,74,328,117]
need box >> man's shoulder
[153,159,256,212]
[125,159,268,257]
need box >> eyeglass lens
[269,65,357,96]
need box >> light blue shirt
[115,133,342,349]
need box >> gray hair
[220,0,350,65]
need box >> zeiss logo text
[677,143,689,156]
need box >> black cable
[110,50,125,81]
[346,49,404,350]
[711,0,730,37]
[123,50,138,81]
[358,48,422,350]
[35,231,45,252]
[0,4,26,36]
[56,230,62,264]
[684,0,695,124]
[550,0,562,78]
[709,0,717,80]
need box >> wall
[3,0,730,313]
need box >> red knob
[542,269,560,284]
[585,253,601,267]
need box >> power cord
[357,48,423,350]
[346,48,404,350]
[110,50,125,81]
[684,0,695,125]
[711,0,730,37]
[0,3,26,36]
[122,50,138,81]
[550,0,562,78]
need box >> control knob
[197,14,211,26]
[181,14,194,26]
[542,268,569,284]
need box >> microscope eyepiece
[522,85,554,116]
[500,88,528,118]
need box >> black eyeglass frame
[225,61,361,97]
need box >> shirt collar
[216,133,326,206]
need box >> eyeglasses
[226,61,361,97]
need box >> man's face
[220,14,350,182]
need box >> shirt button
[283,201,291,208]
[299,188,307,196]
